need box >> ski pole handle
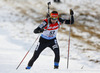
[48,2,51,5]
[47,2,51,14]
[47,2,51,29]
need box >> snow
[0,0,100,73]
[0,29,100,73]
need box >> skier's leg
[27,44,43,66]
[49,39,60,69]
[26,37,47,69]
[53,47,60,69]
[26,43,46,69]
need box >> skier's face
[51,18,57,24]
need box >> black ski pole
[47,2,51,14]
[67,9,72,69]
[16,35,40,70]
[47,2,51,29]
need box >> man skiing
[26,10,74,69]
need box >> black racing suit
[28,37,60,67]
[27,16,74,68]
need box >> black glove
[46,13,50,18]
[34,27,44,33]
[70,9,74,15]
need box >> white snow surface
[0,28,100,73]
[0,0,100,73]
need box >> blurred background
[0,0,100,69]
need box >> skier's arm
[34,21,47,33]
[34,27,44,33]
[65,15,74,24]
[59,9,74,24]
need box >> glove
[34,27,44,33]
[70,9,74,15]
